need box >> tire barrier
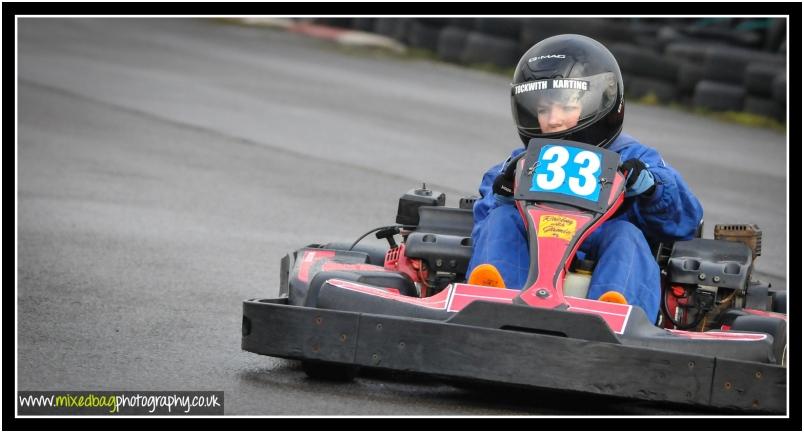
[627,76,677,103]
[693,80,746,112]
[702,46,784,85]
[308,17,787,124]
[407,19,441,52]
[436,26,470,64]
[460,31,520,69]
[744,96,783,121]
[744,63,784,98]
[772,73,786,106]
[677,62,706,96]
[474,18,523,40]
[372,18,410,43]
[610,43,680,83]
[350,18,376,33]
[447,18,477,30]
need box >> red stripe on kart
[565,296,632,334]
[327,279,450,310]
[666,329,767,341]
[321,262,386,273]
[742,308,787,320]
[447,284,519,312]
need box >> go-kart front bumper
[241,298,786,414]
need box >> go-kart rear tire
[771,290,786,314]
[302,361,360,381]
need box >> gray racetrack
[17,18,788,416]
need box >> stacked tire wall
[311,17,788,124]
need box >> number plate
[514,138,621,213]
[530,144,603,202]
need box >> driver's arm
[621,147,704,243]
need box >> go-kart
[242,138,787,413]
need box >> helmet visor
[511,72,618,135]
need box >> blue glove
[620,159,656,198]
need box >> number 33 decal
[532,145,602,200]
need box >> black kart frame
[242,298,786,414]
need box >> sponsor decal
[528,54,566,62]
[514,79,589,95]
[537,215,577,242]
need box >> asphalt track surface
[17,18,789,416]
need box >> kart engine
[661,224,774,331]
[385,186,475,296]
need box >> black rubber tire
[744,96,783,121]
[520,18,633,51]
[460,31,520,69]
[447,18,476,30]
[770,291,787,314]
[519,18,570,49]
[664,41,723,63]
[693,80,745,112]
[633,35,662,51]
[702,46,784,86]
[772,72,786,105]
[744,62,785,97]
[407,19,441,52]
[676,61,706,95]
[681,25,763,49]
[763,18,786,51]
[609,43,680,83]
[350,18,375,32]
[621,73,633,91]
[436,26,470,64]
[412,18,451,28]
[302,361,359,381]
[473,18,523,40]
[702,47,752,85]
[626,76,677,103]
[655,25,688,50]
[730,315,786,365]
[373,18,411,43]
[578,18,635,43]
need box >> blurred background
[308,17,788,125]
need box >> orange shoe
[598,291,628,304]
[467,264,506,288]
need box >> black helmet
[511,34,624,148]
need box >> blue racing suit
[467,132,704,321]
